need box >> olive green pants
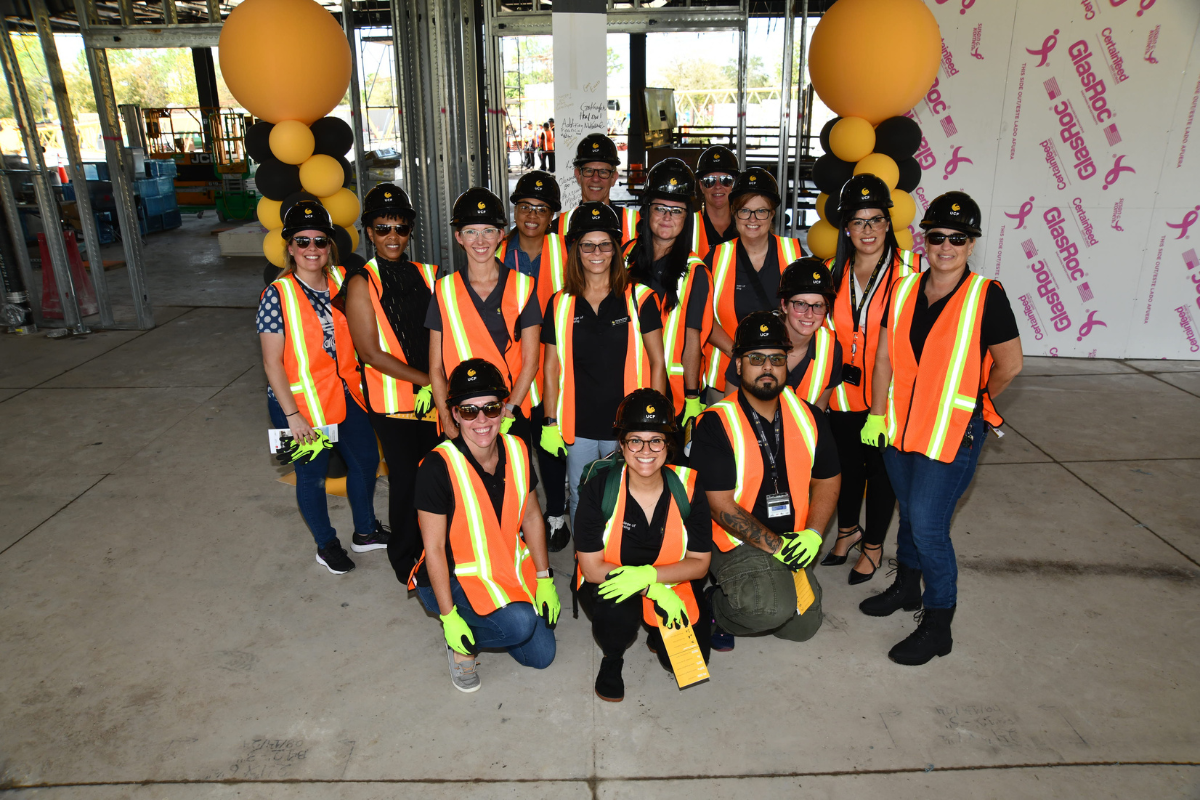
[710,543,823,641]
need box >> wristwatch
[544,417,558,425]
[536,568,554,579]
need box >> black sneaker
[351,521,390,553]
[545,514,571,553]
[595,656,624,702]
[316,540,356,574]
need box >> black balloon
[254,158,302,201]
[341,251,367,272]
[820,193,843,228]
[811,154,855,197]
[896,157,923,193]
[333,225,354,257]
[819,117,841,155]
[335,154,353,188]
[311,117,355,157]
[246,121,274,164]
[263,262,282,286]
[280,190,320,220]
[873,117,923,161]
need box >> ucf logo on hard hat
[759,324,769,332]
[749,175,757,182]
[592,209,600,216]
[592,143,599,150]
[477,202,486,210]
[384,191,392,199]
[467,368,477,377]
[812,271,821,279]
[861,187,870,196]
[535,180,543,187]
[669,178,678,185]
[646,404,656,414]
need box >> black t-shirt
[339,256,432,372]
[541,290,662,440]
[425,262,543,355]
[689,390,841,536]
[881,270,1020,362]
[642,256,710,331]
[574,467,713,569]
[702,210,737,249]
[725,336,844,395]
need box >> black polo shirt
[881,270,1020,362]
[574,467,713,567]
[641,256,710,331]
[724,335,844,395]
[425,261,543,355]
[702,210,737,248]
[339,256,432,371]
[541,290,662,441]
[689,390,840,536]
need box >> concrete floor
[2,221,1199,798]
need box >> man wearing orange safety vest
[690,312,841,651]
[556,133,639,244]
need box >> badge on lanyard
[765,491,791,518]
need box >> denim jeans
[268,389,379,549]
[416,575,556,668]
[709,544,824,641]
[566,437,618,525]
[882,416,986,609]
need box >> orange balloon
[263,230,287,267]
[895,226,915,252]
[269,120,316,165]
[340,224,360,255]
[853,154,900,191]
[321,188,361,228]
[890,190,916,229]
[816,192,831,221]
[299,154,344,198]
[257,196,283,229]
[808,0,941,126]
[806,219,839,260]
[829,117,876,163]
[218,0,351,125]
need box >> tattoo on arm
[717,506,781,553]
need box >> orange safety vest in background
[825,249,921,413]
[359,258,438,415]
[545,127,554,151]
[794,327,837,405]
[884,271,1002,463]
[705,235,804,393]
[435,267,537,415]
[496,234,567,408]
[269,268,363,427]
[703,387,817,552]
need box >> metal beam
[0,172,40,327]
[789,1,808,237]
[82,23,222,49]
[774,0,794,236]
[490,8,746,36]
[206,0,221,22]
[735,25,747,168]
[482,0,508,195]
[343,0,367,235]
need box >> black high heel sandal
[821,526,863,566]
[848,543,883,585]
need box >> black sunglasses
[700,175,735,189]
[373,223,412,236]
[291,236,331,249]
[926,232,970,246]
[456,401,505,420]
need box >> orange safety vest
[545,128,554,151]
[884,271,1003,463]
[549,284,656,444]
[268,268,363,427]
[795,326,837,405]
[435,266,537,415]
[574,464,701,627]
[825,249,921,412]
[703,387,818,552]
[496,234,567,408]
[358,258,438,415]
[421,434,537,613]
[557,205,640,244]
[705,235,805,392]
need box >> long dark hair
[564,232,626,297]
[829,210,900,290]
[626,199,695,312]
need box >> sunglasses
[373,223,412,236]
[456,401,505,420]
[579,241,614,253]
[291,236,331,249]
[700,175,735,189]
[745,352,788,366]
[926,231,971,246]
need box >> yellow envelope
[659,623,711,689]
[794,568,815,615]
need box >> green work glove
[278,431,333,465]
[860,414,889,448]
[646,582,689,629]
[275,435,299,466]
[440,606,479,656]
[539,423,567,457]
[535,576,561,628]
[681,395,703,428]
[500,415,514,434]
[413,384,434,417]
[599,564,658,603]
[772,528,823,571]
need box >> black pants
[530,403,567,517]
[827,409,897,547]
[577,578,711,672]
[367,411,440,583]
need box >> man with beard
[689,311,841,650]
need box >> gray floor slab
[1154,371,1200,397]
[0,783,593,799]
[1019,357,1135,376]
[1124,359,1200,373]
[0,387,23,402]
[0,329,142,388]
[996,373,1200,461]
[0,471,108,552]
[977,425,1051,464]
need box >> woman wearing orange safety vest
[820,174,921,585]
[861,192,1022,666]
[574,389,712,702]
[412,359,560,693]
[625,158,713,449]
[427,188,542,445]
[705,168,807,398]
[693,145,740,259]
[722,258,842,409]
[258,201,381,576]
[539,203,667,525]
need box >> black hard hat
[281,199,336,240]
[733,310,792,356]
[729,167,781,208]
[446,358,510,406]
[920,191,983,238]
[643,158,696,203]
[696,145,739,178]
[614,388,677,435]
[838,174,893,224]
[573,133,620,167]
[510,170,562,212]
[779,257,834,300]
[361,183,415,225]
[451,187,507,228]
[566,202,622,247]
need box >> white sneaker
[446,647,481,693]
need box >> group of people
[520,119,555,171]
[257,133,1024,701]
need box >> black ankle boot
[595,656,624,702]
[859,560,923,617]
[889,607,955,665]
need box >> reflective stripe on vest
[362,259,437,414]
[274,269,349,429]
[661,256,708,388]
[797,326,836,404]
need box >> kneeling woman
[574,389,712,702]
[412,359,560,693]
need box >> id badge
[766,492,792,519]
[841,364,862,386]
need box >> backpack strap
[663,468,692,520]
[599,464,624,521]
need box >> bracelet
[286,411,300,417]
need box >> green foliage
[65,48,200,114]
[0,35,55,121]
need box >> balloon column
[218,0,359,268]
[803,0,941,259]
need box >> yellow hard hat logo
[384,191,392,198]
[750,175,757,182]
[592,143,599,149]
[477,202,486,210]
[646,405,656,413]
[669,178,678,185]
[759,324,769,332]
[535,180,543,187]
[951,203,961,211]
[714,154,721,160]
[861,187,870,196]
[813,271,821,279]
[592,209,600,216]
[467,368,476,377]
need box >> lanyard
[749,404,783,494]
[847,249,889,334]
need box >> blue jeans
[268,389,379,549]
[417,575,556,668]
[882,416,986,609]
[567,437,618,525]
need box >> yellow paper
[659,623,711,689]
[794,568,815,615]
[386,408,438,422]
